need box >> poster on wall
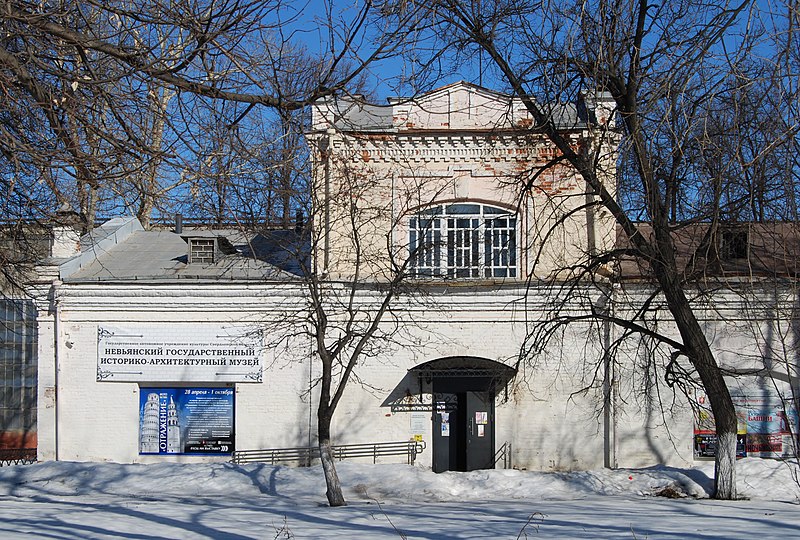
[97,325,263,383]
[693,393,799,459]
[139,387,235,455]
[410,412,428,442]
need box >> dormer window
[182,234,238,264]
[409,203,517,278]
[721,229,748,260]
[188,238,216,264]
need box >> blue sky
[271,0,491,101]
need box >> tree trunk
[136,84,171,231]
[659,272,738,499]
[78,181,97,232]
[714,428,738,499]
[138,197,154,230]
[318,409,346,506]
[695,346,738,500]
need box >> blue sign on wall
[139,387,235,455]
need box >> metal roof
[65,225,309,283]
[409,355,517,382]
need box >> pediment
[388,80,510,107]
[389,81,524,131]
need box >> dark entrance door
[432,382,495,472]
[432,392,460,472]
[410,356,515,473]
[465,391,494,470]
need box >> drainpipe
[52,279,62,462]
[602,283,618,469]
[391,172,396,257]
[602,320,612,468]
[319,132,331,275]
[308,325,314,454]
[585,184,597,257]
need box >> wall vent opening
[188,238,216,264]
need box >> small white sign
[97,325,263,383]
[410,412,428,433]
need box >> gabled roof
[385,80,507,105]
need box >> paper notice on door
[441,412,450,423]
[441,423,450,437]
[477,424,485,437]
[476,411,488,425]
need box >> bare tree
[262,123,440,506]
[1,0,426,225]
[3,0,432,506]
[405,0,800,499]
[178,89,311,227]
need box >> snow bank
[0,458,797,503]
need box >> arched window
[409,203,517,278]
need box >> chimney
[578,90,616,127]
[295,210,304,234]
[175,214,183,234]
[50,226,81,258]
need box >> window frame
[720,229,748,260]
[0,300,37,434]
[409,203,518,279]
[188,238,217,264]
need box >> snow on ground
[0,458,798,539]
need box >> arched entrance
[409,356,517,473]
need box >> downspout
[308,323,314,455]
[321,132,332,274]
[391,172,396,259]
[602,282,619,469]
[585,186,597,256]
[582,90,603,259]
[612,284,618,468]
[52,279,62,462]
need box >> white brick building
[25,83,799,470]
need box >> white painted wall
[32,278,799,470]
[35,284,310,463]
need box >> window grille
[0,300,37,437]
[409,204,517,278]
[189,238,216,264]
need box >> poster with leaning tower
[139,388,235,454]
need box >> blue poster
[139,387,235,454]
